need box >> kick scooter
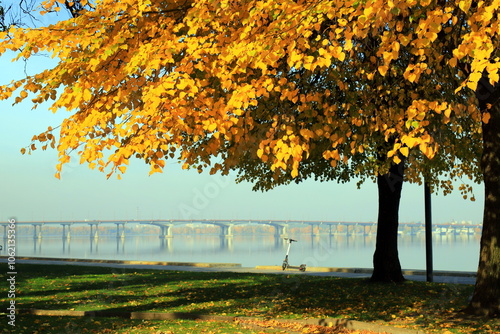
[282,238,306,272]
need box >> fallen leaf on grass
[236,318,379,334]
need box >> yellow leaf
[207,123,217,132]
[489,71,499,85]
[83,88,92,101]
[466,80,478,91]
[337,50,346,62]
[400,146,409,157]
[420,142,436,159]
[467,71,482,91]
[459,0,472,13]
[401,135,419,148]
[378,65,389,76]
[288,52,302,67]
[406,72,418,83]
[300,128,314,140]
[482,112,491,124]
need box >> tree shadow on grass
[10,264,499,333]
[13,263,272,311]
[15,263,254,299]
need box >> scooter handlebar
[284,238,297,242]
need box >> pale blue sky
[0,5,484,224]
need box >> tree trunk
[467,78,500,316]
[371,161,406,283]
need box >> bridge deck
[1,220,481,239]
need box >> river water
[6,232,481,272]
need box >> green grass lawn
[1,263,499,333]
[10,316,264,334]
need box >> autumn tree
[0,0,27,31]
[0,1,5,32]
[0,0,498,315]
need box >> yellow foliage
[0,0,487,186]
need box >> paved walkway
[1,257,476,285]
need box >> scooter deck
[282,264,307,272]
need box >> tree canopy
[0,0,488,188]
[1,0,499,315]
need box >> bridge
[0,219,482,240]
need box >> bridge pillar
[274,225,288,238]
[159,224,173,239]
[308,224,314,237]
[410,225,418,235]
[221,224,234,238]
[311,223,323,237]
[363,224,371,236]
[115,222,125,239]
[89,223,99,240]
[32,224,42,240]
[346,224,352,237]
[61,223,72,240]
